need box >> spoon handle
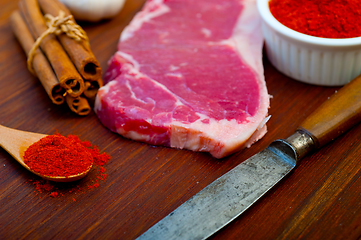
[0,125,47,168]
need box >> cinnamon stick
[83,78,103,99]
[65,95,91,116]
[10,10,66,105]
[37,0,103,81]
[18,0,84,97]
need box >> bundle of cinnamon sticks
[10,0,103,116]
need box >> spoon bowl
[0,125,92,182]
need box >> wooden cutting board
[1,0,360,239]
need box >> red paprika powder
[24,133,109,178]
[26,133,111,198]
[269,0,361,39]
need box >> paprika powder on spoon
[24,133,109,178]
[269,0,361,39]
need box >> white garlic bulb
[59,0,126,22]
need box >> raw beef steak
[95,0,270,158]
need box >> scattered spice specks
[27,134,111,199]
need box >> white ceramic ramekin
[257,0,361,86]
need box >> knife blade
[137,74,361,240]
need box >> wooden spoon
[0,124,92,182]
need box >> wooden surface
[1,0,361,239]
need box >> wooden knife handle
[299,74,361,148]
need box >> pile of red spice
[269,0,361,39]
[24,134,95,177]
[25,134,111,198]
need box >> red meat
[95,0,270,158]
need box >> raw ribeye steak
[95,0,270,158]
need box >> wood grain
[299,73,361,148]
[0,0,360,239]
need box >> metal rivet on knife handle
[271,129,316,162]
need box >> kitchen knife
[136,74,361,240]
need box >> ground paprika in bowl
[257,0,361,86]
[268,0,361,39]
